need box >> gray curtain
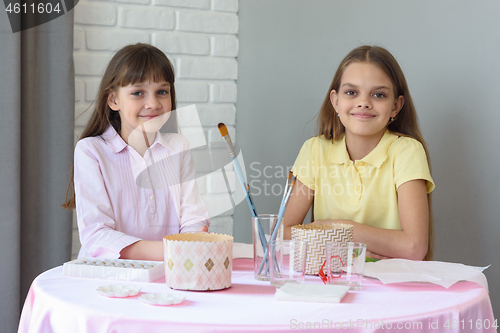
[0,9,75,333]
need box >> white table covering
[18,259,497,333]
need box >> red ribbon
[319,255,345,284]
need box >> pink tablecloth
[18,259,497,333]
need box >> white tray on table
[63,257,164,282]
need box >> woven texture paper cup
[163,233,233,291]
[291,224,353,275]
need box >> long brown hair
[317,45,434,260]
[62,43,177,210]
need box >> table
[18,259,497,333]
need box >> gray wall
[235,0,499,317]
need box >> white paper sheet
[364,259,489,289]
[275,283,350,303]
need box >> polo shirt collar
[329,135,350,165]
[329,131,399,168]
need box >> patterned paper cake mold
[291,224,353,275]
[163,233,233,291]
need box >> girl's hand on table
[120,225,208,260]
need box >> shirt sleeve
[393,138,435,193]
[176,137,210,233]
[291,138,316,191]
[74,140,140,258]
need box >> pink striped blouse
[74,126,210,258]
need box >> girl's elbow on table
[351,222,429,261]
[401,238,428,261]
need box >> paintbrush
[272,176,296,242]
[259,176,297,275]
[218,123,267,253]
[280,171,293,206]
[272,171,293,234]
[217,123,258,215]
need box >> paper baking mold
[291,224,353,275]
[163,233,233,291]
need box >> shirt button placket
[354,165,362,205]
[148,191,156,215]
[346,162,357,206]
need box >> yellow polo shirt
[291,131,434,230]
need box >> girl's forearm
[119,240,164,261]
[313,219,428,260]
[119,224,209,261]
[352,222,427,260]
[312,180,429,260]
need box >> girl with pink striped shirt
[63,43,210,261]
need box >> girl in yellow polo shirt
[284,46,435,261]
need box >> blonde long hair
[317,46,434,260]
[62,43,177,210]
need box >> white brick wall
[73,0,239,259]
[74,3,117,26]
[153,33,210,55]
[177,11,238,33]
[118,7,175,30]
[212,0,238,12]
[153,0,210,9]
[211,36,238,57]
